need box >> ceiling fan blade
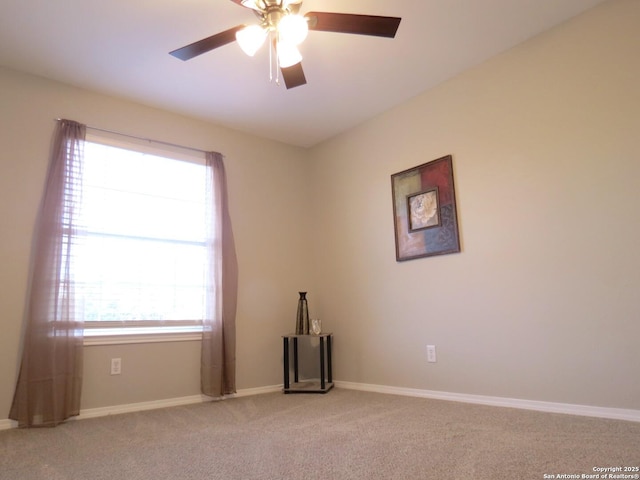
[281,62,307,89]
[170,25,244,61]
[305,12,401,38]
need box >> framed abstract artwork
[391,155,461,261]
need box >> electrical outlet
[426,345,437,363]
[110,357,122,375]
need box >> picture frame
[391,155,460,261]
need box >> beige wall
[0,68,314,414]
[308,0,640,410]
[1,0,638,421]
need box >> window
[76,134,209,343]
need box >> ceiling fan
[169,0,401,89]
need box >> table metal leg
[293,337,299,383]
[326,334,333,384]
[320,336,326,390]
[283,337,289,390]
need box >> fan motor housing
[264,8,286,29]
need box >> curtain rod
[54,118,212,155]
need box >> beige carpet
[1,389,638,479]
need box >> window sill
[83,326,203,346]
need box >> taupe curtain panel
[10,119,86,427]
[202,152,238,397]
[10,121,238,427]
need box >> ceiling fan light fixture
[277,41,302,68]
[240,0,262,11]
[236,25,268,56]
[170,2,402,90]
[282,0,303,9]
[278,14,308,45]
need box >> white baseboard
[77,384,282,420]
[233,384,282,397]
[77,394,210,420]
[334,381,640,423]
[0,385,282,430]
[3,382,638,430]
[0,419,18,430]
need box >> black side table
[282,333,333,394]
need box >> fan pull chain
[269,31,274,82]
[268,31,280,86]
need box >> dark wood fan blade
[305,12,401,38]
[281,62,307,89]
[169,25,244,61]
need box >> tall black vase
[295,292,309,335]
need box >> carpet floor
[1,388,638,479]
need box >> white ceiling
[0,0,607,148]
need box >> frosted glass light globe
[278,14,308,46]
[236,25,267,56]
[277,41,302,68]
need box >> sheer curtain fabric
[201,152,238,397]
[9,120,86,427]
[10,122,238,426]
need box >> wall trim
[76,394,210,420]
[0,419,17,430]
[3,382,638,430]
[0,385,282,430]
[334,381,640,423]
[77,384,282,420]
